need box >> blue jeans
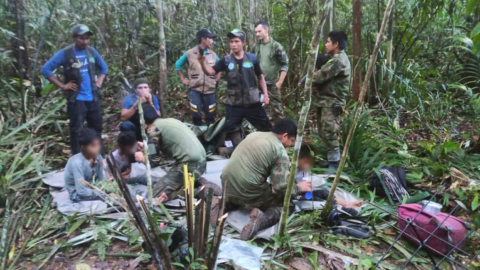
[188,90,216,125]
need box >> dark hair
[328,30,348,50]
[316,54,331,70]
[143,105,159,125]
[272,118,297,137]
[78,128,100,147]
[299,145,314,160]
[197,36,204,44]
[254,20,269,29]
[118,131,137,148]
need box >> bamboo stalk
[137,101,153,208]
[184,165,194,249]
[320,0,395,218]
[137,195,173,270]
[202,188,214,257]
[194,199,203,258]
[155,202,176,225]
[106,155,164,268]
[278,0,333,237]
[207,213,228,270]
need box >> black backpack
[369,166,409,204]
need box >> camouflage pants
[266,84,284,122]
[225,192,284,219]
[152,160,206,200]
[317,107,341,162]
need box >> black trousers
[225,103,272,133]
[67,100,103,154]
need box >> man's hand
[61,81,78,91]
[154,193,168,205]
[134,151,145,163]
[275,81,283,89]
[95,81,103,88]
[262,95,270,107]
[181,78,190,86]
[121,167,131,179]
[297,181,312,192]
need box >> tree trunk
[236,0,242,29]
[320,0,395,219]
[208,0,217,28]
[384,7,394,91]
[155,0,167,116]
[352,0,362,101]
[278,0,333,237]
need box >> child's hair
[299,144,314,160]
[118,131,137,148]
[78,128,100,147]
[316,53,331,70]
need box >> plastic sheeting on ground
[216,238,264,270]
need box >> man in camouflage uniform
[252,20,289,122]
[219,119,311,240]
[312,31,351,170]
[139,106,220,203]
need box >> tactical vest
[225,53,260,107]
[63,44,103,103]
[185,46,217,94]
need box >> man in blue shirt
[175,29,221,126]
[41,24,108,154]
[120,78,161,140]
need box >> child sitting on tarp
[110,131,148,185]
[296,145,362,209]
[64,128,108,202]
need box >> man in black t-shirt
[199,29,272,146]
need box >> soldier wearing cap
[175,29,221,126]
[41,24,108,154]
[198,29,272,146]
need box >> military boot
[240,208,281,240]
[327,150,341,172]
[197,177,222,196]
[328,161,339,171]
[229,130,243,147]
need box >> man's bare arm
[198,54,216,76]
[47,75,77,91]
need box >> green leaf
[455,200,468,211]
[472,194,479,211]
[68,218,87,236]
[40,83,54,96]
[75,263,91,270]
[467,0,480,14]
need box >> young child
[296,145,363,209]
[110,131,147,185]
[64,128,107,202]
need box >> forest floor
[8,89,480,270]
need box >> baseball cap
[196,29,217,39]
[227,29,246,41]
[71,24,93,36]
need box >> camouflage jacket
[312,50,351,107]
[252,37,289,84]
[221,132,300,204]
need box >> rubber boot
[327,150,340,172]
[229,130,243,147]
[240,208,281,240]
[209,197,220,227]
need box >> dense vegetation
[1,0,480,269]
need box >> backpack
[369,166,409,204]
[397,204,468,255]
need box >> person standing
[253,20,289,122]
[198,29,272,146]
[312,31,351,170]
[41,24,108,154]
[175,29,221,126]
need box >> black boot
[197,177,223,196]
[192,118,203,126]
[240,208,280,240]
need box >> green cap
[132,78,149,90]
[227,29,246,41]
[71,24,93,36]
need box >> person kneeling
[64,128,107,202]
[220,119,312,240]
[138,106,221,203]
